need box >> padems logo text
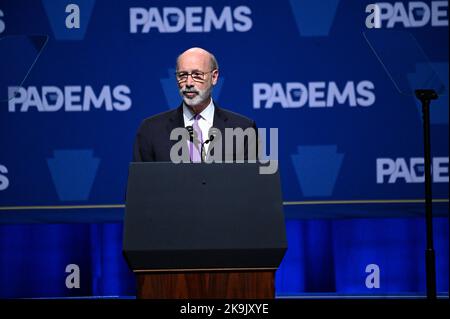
[376,157,449,184]
[253,81,375,109]
[365,1,448,29]
[130,6,252,33]
[8,85,131,112]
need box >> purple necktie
[189,114,203,162]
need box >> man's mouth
[183,91,198,98]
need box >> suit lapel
[212,102,228,161]
[167,104,185,132]
[165,104,185,160]
[212,102,228,134]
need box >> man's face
[177,51,218,107]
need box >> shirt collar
[183,99,215,125]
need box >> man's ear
[212,69,219,85]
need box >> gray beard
[180,87,212,107]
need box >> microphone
[201,127,220,161]
[186,125,202,162]
[185,126,194,142]
[203,127,219,145]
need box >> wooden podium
[123,163,287,299]
[136,269,275,299]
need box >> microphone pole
[200,135,213,163]
[201,128,219,162]
[185,126,196,162]
[186,126,194,142]
[186,125,210,162]
[415,89,438,300]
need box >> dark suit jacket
[133,102,258,162]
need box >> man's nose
[186,75,195,86]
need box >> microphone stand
[200,142,206,163]
[415,89,438,300]
[200,137,214,163]
[187,126,216,163]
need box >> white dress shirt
[183,99,215,155]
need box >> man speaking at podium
[133,47,257,163]
[125,48,285,301]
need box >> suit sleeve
[133,122,155,162]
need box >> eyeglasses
[175,69,216,83]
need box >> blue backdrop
[0,0,448,298]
